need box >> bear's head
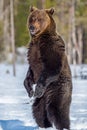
[28,6,56,37]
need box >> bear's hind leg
[46,103,70,130]
[32,97,52,128]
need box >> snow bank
[0,64,87,130]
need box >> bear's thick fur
[24,6,72,130]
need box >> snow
[0,63,87,130]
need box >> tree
[14,0,30,47]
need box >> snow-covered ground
[0,63,87,130]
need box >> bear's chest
[29,44,40,63]
[28,44,43,82]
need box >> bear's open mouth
[30,29,40,36]
[30,30,36,35]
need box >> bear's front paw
[29,89,34,97]
[34,83,46,98]
[24,78,34,98]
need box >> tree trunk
[70,0,77,77]
[77,26,83,64]
[0,0,4,20]
[71,0,77,65]
[3,5,10,60]
[10,0,16,76]
[68,4,73,64]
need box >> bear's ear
[45,8,54,15]
[30,6,37,12]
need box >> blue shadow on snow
[0,120,38,130]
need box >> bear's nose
[29,25,35,31]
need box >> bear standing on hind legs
[24,6,72,130]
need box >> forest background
[0,0,87,65]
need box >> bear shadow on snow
[0,120,38,130]
[24,6,72,130]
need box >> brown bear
[24,6,72,130]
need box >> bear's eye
[38,18,43,22]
